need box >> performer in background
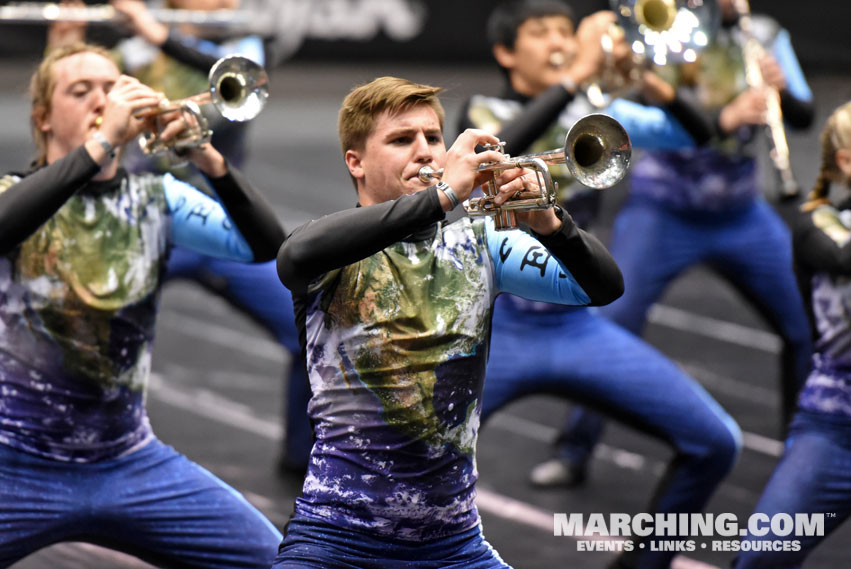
[0,43,282,568]
[733,100,851,568]
[459,2,740,567]
[49,0,313,475]
[273,75,623,569]
[538,0,814,492]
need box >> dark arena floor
[3,59,851,569]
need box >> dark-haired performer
[548,0,814,504]
[0,44,282,568]
[459,2,741,568]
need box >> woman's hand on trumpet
[492,168,563,236]
[86,75,163,164]
[155,106,227,177]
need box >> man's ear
[492,43,516,70]
[837,148,851,179]
[345,148,365,181]
[33,105,50,134]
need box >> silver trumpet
[418,114,632,231]
[137,55,269,156]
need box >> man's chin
[404,181,430,194]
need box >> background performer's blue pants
[733,410,851,569]
[165,248,313,470]
[557,197,811,493]
[482,300,742,569]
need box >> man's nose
[548,29,567,49]
[412,133,433,162]
[92,88,108,112]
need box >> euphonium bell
[614,0,720,65]
[418,114,631,231]
[138,55,269,155]
[586,0,720,107]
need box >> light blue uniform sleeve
[604,99,695,150]
[484,219,591,305]
[163,174,253,262]
[772,29,812,102]
[185,35,265,66]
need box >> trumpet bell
[565,114,631,189]
[209,55,269,122]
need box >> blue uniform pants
[733,411,851,568]
[560,198,811,479]
[0,440,281,568]
[482,302,742,569]
[165,247,313,469]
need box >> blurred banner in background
[1,0,849,71]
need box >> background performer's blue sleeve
[772,29,812,102]
[163,174,253,262]
[605,99,695,149]
[484,219,591,305]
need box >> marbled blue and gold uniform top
[279,188,622,540]
[795,202,851,419]
[0,149,261,462]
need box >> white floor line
[648,305,782,354]
[159,312,285,363]
[489,410,783,460]
[475,489,721,569]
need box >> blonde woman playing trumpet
[0,44,283,568]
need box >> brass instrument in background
[137,55,269,155]
[418,114,632,231]
[733,0,799,199]
[585,0,720,107]
[0,2,258,29]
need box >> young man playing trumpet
[273,75,623,568]
[0,43,282,568]
[459,2,742,568]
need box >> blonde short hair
[338,76,445,155]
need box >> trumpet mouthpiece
[418,165,442,183]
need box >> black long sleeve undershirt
[780,89,815,130]
[277,187,623,306]
[794,211,851,277]
[533,214,624,306]
[0,146,284,261]
[277,188,446,293]
[0,147,99,255]
[160,31,221,75]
